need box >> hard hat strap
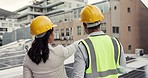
[86,22,101,28]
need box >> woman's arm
[62,41,79,59]
[23,63,33,78]
[23,54,33,78]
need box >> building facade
[15,0,87,25]
[15,0,148,54]
[2,27,31,45]
[0,8,20,46]
[52,0,148,54]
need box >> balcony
[45,0,65,8]
[45,9,65,15]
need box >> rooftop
[0,8,16,17]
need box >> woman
[23,16,78,78]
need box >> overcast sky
[0,0,147,12]
[0,0,102,11]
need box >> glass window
[30,7,33,11]
[77,26,81,35]
[66,28,70,36]
[101,22,106,33]
[128,26,131,32]
[74,10,77,18]
[113,27,119,33]
[55,29,60,39]
[61,29,64,37]
[34,8,43,12]
[0,28,7,31]
[78,9,81,17]
[47,0,51,4]
[47,7,52,12]
[30,15,34,19]
[127,7,131,13]
[14,24,18,27]
[128,45,132,50]
[9,23,13,27]
[114,6,117,10]
[2,23,8,27]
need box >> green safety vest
[80,35,121,78]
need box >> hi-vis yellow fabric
[80,35,121,78]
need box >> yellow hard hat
[30,16,56,36]
[80,5,104,23]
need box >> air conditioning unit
[60,37,64,40]
[135,48,144,56]
[65,36,70,40]
[69,36,73,40]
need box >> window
[127,7,131,13]
[113,27,119,33]
[34,8,43,12]
[114,6,117,10]
[47,7,52,12]
[77,26,81,35]
[128,26,131,32]
[30,7,33,11]
[61,29,64,37]
[65,19,67,21]
[70,28,72,36]
[30,15,34,19]
[66,28,70,36]
[78,9,81,17]
[101,22,106,33]
[74,10,77,18]
[0,33,3,35]
[9,23,13,27]
[2,23,8,27]
[55,29,60,39]
[47,0,51,4]
[14,24,18,27]
[69,3,71,8]
[128,45,132,50]
[0,28,7,31]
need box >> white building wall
[0,19,20,39]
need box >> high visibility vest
[80,35,121,78]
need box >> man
[71,5,127,78]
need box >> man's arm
[118,44,127,74]
[71,44,87,78]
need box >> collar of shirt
[88,31,105,37]
[48,44,54,49]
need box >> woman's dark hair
[28,28,53,65]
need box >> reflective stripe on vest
[81,35,121,78]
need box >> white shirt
[23,41,78,78]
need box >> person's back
[72,5,126,78]
[80,35,120,78]
[23,16,78,78]
[24,44,75,78]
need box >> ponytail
[28,29,53,65]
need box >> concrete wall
[2,27,31,45]
[120,0,140,53]
[139,1,148,54]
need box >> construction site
[0,0,148,78]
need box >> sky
[0,0,101,11]
[0,0,147,12]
